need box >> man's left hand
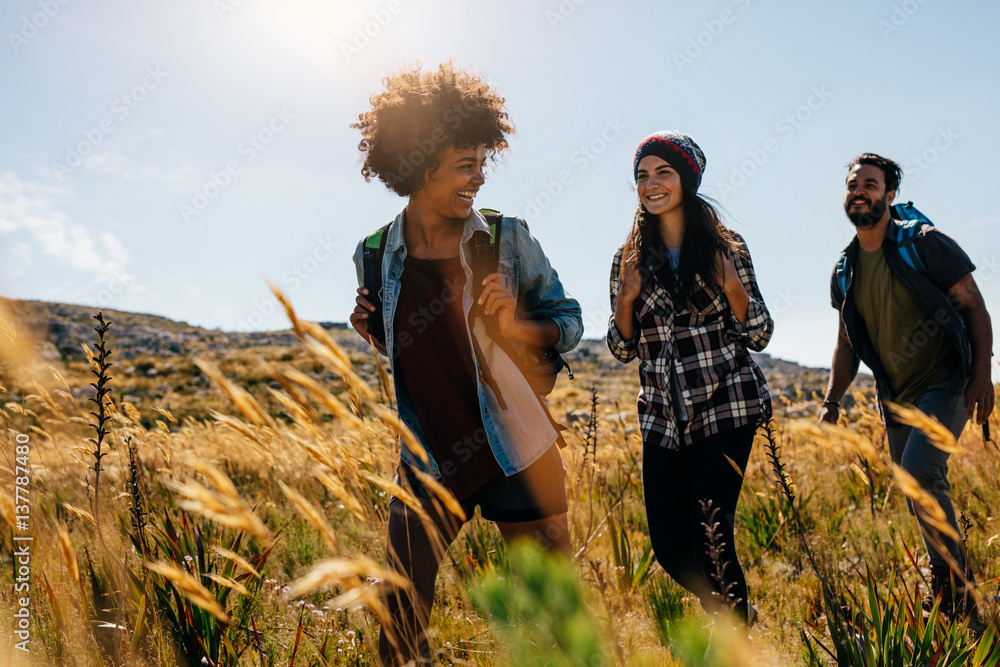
[965,371,995,425]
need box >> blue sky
[2,0,999,371]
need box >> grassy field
[1,295,998,666]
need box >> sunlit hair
[619,187,744,307]
[352,61,514,196]
[848,153,903,193]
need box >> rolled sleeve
[725,236,773,352]
[606,246,638,363]
[830,264,844,310]
[511,217,584,352]
[353,238,365,287]
[917,227,976,291]
[607,315,638,362]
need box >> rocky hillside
[8,299,349,362]
[6,299,858,412]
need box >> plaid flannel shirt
[606,233,773,450]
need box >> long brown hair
[619,186,744,307]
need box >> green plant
[139,512,278,666]
[644,574,687,647]
[471,543,612,666]
[607,513,654,591]
[801,568,1000,666]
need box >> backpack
[361,209,572,396]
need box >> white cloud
[0,171,129,281]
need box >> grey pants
[885,385,968,571]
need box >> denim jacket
[354,207,583,477]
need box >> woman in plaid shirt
[607,131,773,628]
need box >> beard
[845,194,888,228]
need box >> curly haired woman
[349,62,583,665]
[607,131,773,630]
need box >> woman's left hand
[479,273,518,335]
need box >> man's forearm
[824,341,858,403]
[965,304,993,379]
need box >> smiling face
[636,155,684,219]
[844,164,895,228]
[419,144,487,220]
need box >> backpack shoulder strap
[361,221,392,346]
[833,251,850,305]
[893,219,929,276]
[890,201,932,276]
[471,209,503,303]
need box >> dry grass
[0,297,998,666]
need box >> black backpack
[361,209,572,398]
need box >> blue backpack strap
[834,252,849,305]
[891,201,932,276]
[894,219,929,276]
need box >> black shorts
[395,445,568,523]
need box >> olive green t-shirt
[853,246,960,405]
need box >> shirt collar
[385,206,491,253]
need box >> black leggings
[642,422,757,622]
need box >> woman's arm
[479,273,561,347]
[723,235,773,352]
[607,246,641,363]
[351,239,388,356]
[716,251,749,325]
[507,217,584,352]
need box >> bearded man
[819,153,993,617]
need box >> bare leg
[496,512,571,555]
[378,498,464,666]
